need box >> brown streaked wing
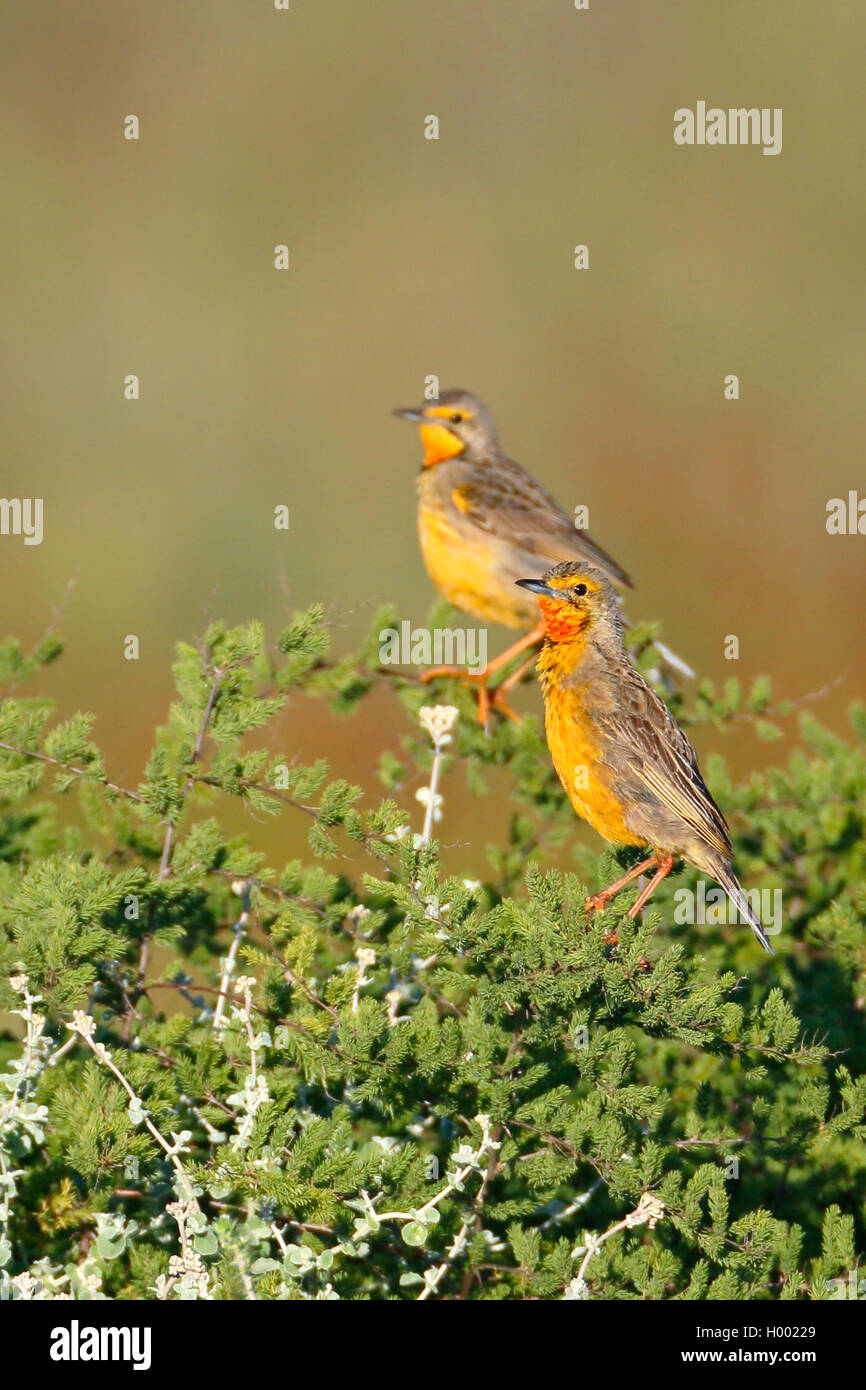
[451,457,634,588]
[594,666,733,859]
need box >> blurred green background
[2,1,864,862]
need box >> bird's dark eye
[573,583,588,597]
[450,413,463,424]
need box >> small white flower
[385,988,406,1025]
[422,896,449,920]
[418,704,459,747]
[67,1011,95,1039]
[128,1096,149,1124]
[415,787,443,822]
[167,1130,194,1156]
[562,1277,589,1300]
[371,1135,399,1152]
[627,1192,666,1230]
[227,1075,269,1114]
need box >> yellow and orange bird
[394,389,690,724]
[516,561,773,954]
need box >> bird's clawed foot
[585,891,614,914]
[420,634,541,729]
[584,853,675,953]
[476,679,523,728]
[584,853,660,917]
[419,665,519,728]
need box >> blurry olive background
[2,2,864,864]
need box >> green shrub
[0,612,863,1300]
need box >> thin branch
[0,740,143,803]
[571,1192,665,1298]
[213,885,251,1032]
[192,773,393,854]
[134,667,224,1019]
[157,668,223,880]
[537,1178,604,1232]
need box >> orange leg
[421,622,544,726]
[585,853,659,914]
[487,648,539,723]
[626,854,675,917]
[585,851,674,949]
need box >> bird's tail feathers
[653,640,695,682]
[711,862,775,955]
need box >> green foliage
[0,609,864,1300]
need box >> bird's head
[393,390,497,467]
[516,563,620,644]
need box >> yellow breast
[417,499,527,628]
[543,677,645,848]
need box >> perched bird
[394,389,690,724]
[515,561,774,954]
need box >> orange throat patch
[537,595,588,643]
[419,422,465,468]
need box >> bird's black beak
[393,406,424,422]
[516,577,558,599]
